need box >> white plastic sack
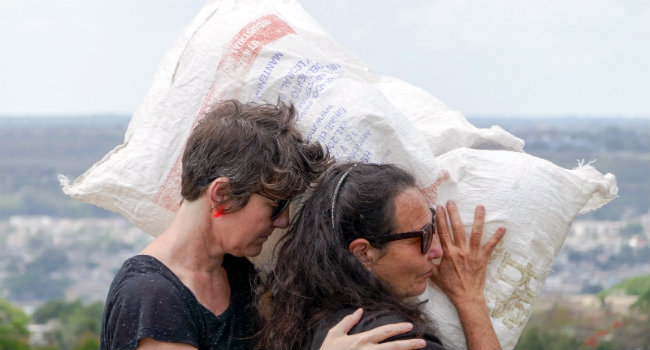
[59,0,524,236]
[59,1,617,349]
[419,148,617,350]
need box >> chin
[409,283,428,298]
[243,245,265,258]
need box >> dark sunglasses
[367,208,436,254]
[255,193,291,220]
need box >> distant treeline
[0,116,130,218]
[470,117,650,220]
[1,116,648,220]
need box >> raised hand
[430,200,505,350]
[430,200,505,304]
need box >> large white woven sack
[60,0,523,236]
[418,148,617,349]
[59,1,617,349]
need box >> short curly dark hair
[181,99,332,213]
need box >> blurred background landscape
[0,115,648,349]
[1,0,648,349]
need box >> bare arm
[430,200,506,350]
[137,337,197,350]
[320,308,426,350]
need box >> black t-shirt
[100,254,258,350]
[310,308,446,350]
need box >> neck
[141,198,225,273]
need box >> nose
[427,232,443,260]
[271,206,290,229]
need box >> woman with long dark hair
[257,162,506,350]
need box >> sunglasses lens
[270,199,290,220]
[421,223,433,254]
[420,209,436,254]
[431,208,436,228]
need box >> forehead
[392,187,431,232]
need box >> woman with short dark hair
[257,162,506,350]
[100,101,423,350]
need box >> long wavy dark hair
[256,162,430,350]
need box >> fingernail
[447,200,456,207]
[416,339,426,348]
[404,323,414,331]
[476,205,485,213]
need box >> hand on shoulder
[320,308,428,350]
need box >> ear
[348,238,375,266]
[208,177,230,204]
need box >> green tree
[598,274,650,300]
[519,276,650,350]
[515,325,586,350]
[32,300,69,324]
[72,331,100,350]
[0,298,30,350]
[629,288,649,313]
[32,299,104,350]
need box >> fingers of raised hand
[469,205,486,250]
[446,200,468,247]
[481,227,506,258]
[435,205,453,251]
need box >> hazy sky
[1,0,648,117]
